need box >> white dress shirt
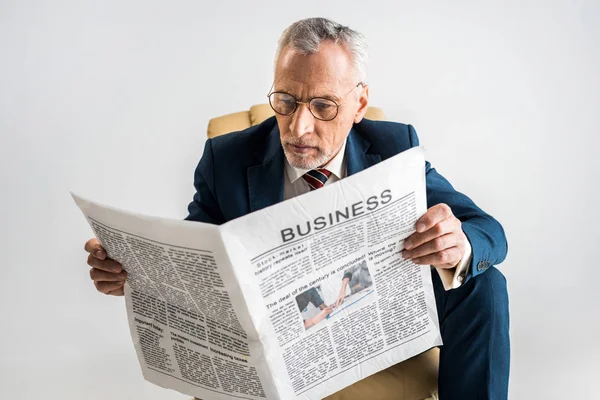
[283,139,472,291]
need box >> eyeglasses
[267,82,363,121]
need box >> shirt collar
[285,139,347,184]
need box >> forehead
[274,41,354,98]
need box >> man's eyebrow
[305,90,341,103]
[315,93,341,102]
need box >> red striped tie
[302,168,332,190]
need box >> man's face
[273,41,369,170]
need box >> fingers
[87,254,122,273]
[90,268,127,295]
[415,203,452,233]
[403,233,457,259]
[94,280,126,295]
[108,287,125,296]
[84,237,125,296]
[404,217,459,251]
[84,238,106,260]
[90,268,127,282]
[411,246,463,267]
[402,204,467,269]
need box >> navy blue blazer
[186,116,507,282]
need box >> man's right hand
[85,238,127,296]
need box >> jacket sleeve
[407,124,508,281]
[185,139,226,224]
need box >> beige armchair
[202,104,440,400]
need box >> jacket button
[477,261,490,271]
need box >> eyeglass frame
[266,82,364,121]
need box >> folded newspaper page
[72,146,442,400]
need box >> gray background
[1,0,598,398]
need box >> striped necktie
[302,168,332,190]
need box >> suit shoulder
[354,118,418,156]
[208,116,277,164]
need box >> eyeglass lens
[269,93,338,121]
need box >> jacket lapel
[247,123,285,212]
[345,126,382,176]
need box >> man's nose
[289,103,315,138]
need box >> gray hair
[275,17,368,83]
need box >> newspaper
[72,146,442,400]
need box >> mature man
[84,17,509,399]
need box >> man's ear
[353,84,370,123]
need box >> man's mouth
[288,144,316,154]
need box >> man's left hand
[402,203,467,269]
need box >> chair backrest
[207,104,386,138]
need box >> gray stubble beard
[283,144,332,170]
